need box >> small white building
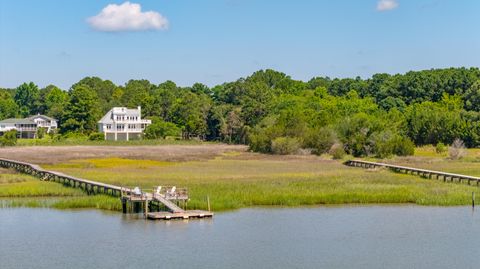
[0,115,57,139]
[98,106,151,141]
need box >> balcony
[16,127,37,132]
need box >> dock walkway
[345,159,480,186]
[0,157,213,220]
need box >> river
[1,206,479,269]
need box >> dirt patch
[0,144,248,164]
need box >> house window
[106,124,111,130]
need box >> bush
[59,132,89,143]
[36,127,46,139]
[373,133,414,158]
[329,142,346,159]
[144,118,182,139]
[88,132,105,141]
[449,138,467,160]
[271,137,301,155]
[0,130,17,147]
[435,142,447,154]
[304,126,337,155]
[248,130,271,153]
[392,136,415,156]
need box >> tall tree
[61,85,101,133]
[43,85,68,120]
[14,82,40,117]
[0,90,18,120]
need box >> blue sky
[0,0,479,89]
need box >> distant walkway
[0,157,213,220]
[0,157,124,196]
[345,159,480,186]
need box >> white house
[98,106,151,141]
[0,114,58,139]
[27,114,58,133]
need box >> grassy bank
[2,148,480,212]
[0,168,120,211]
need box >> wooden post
[473,192,475,209]
[144,199,148,218]
[122,198,127,214]
[207,196,211,212]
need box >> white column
[126,132,129,141]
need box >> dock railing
[345,159,480,186]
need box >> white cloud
[87,2,169,32]
[376,0,399,11]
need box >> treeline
[1,67,480,157]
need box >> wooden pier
[345,159,480,186]
[0,157,213,220]
[147,210,214,220]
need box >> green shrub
[392,136,415,156]
[374,133,414,158]
[271,137,301,155]
[435,142,447,154]
[0,130,17,147]
[248,126,272,153]
[329,143,346,159]
[88,132,105,141]
[304,126,337,155]
[62,132,89,140]
[36,127,46,139]
[144,118,182,139]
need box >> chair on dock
[133,186,142,196]
[166,186,176,198]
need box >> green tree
[72,77,120,114]
[14,82,40,117]
[39,85,68,120]
[61,85,101,133]
[171,91,211,139]
[0,90,18,120]
[464,80,480,111]
[144,117,181,139]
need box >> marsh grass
[3,148,480,212]
[0,168,122,211]
[43,154,480,211]
[16,137,206,147]
[52,195,122,211]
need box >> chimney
[138,106,141,116]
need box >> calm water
[1,206,479,269]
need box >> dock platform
[147,210,213,220]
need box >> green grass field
[2,147,480,212]
[0,168,120,210]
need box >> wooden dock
[345,159,480,186]
[0,157,213,220]
[147,210,214,220]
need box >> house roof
[98,107,142,124]
[0,118,36,124]
[27,114,56,121]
